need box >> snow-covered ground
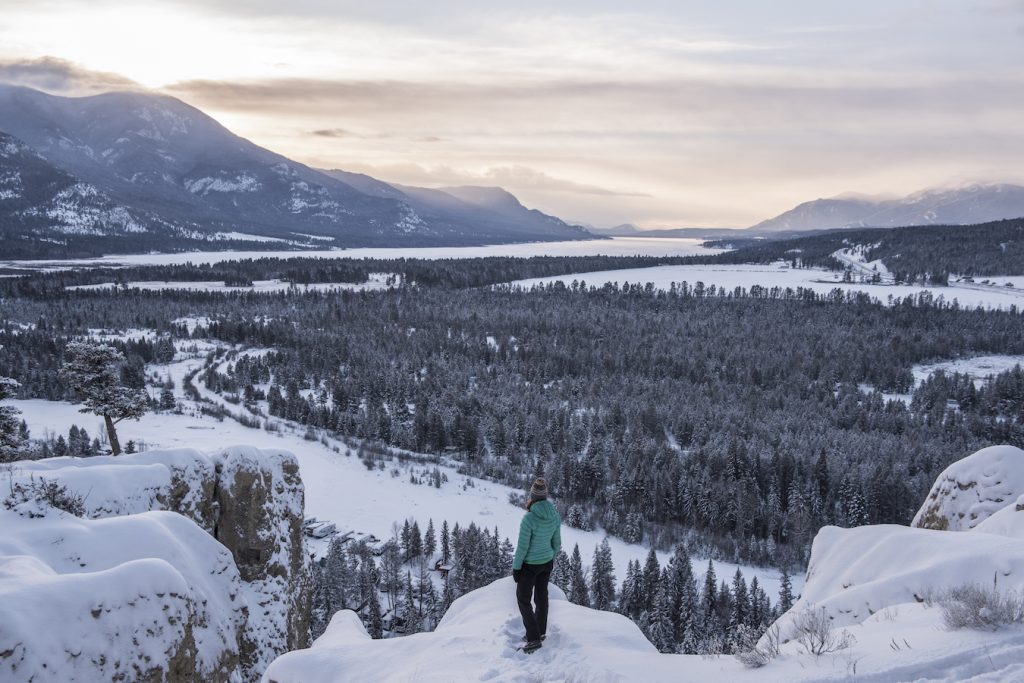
[0,237,722,271]
[861,354,1024,404]
[67,272,400,293]
[264,575,1024,683]
[266,442,1024,683]
[9,337,796,599]
[911,355,1024,388]
[509,263,1024,310]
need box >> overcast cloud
[0,0,1021,227]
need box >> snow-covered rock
[0,505,245,682]
[913,445,1024,531]
[264,574,1024,683]
[10,447,218,528]
[1,446,310,682]
[974,493,1024,539]
[774,524,1024,635]
[263,578,665,683]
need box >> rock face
[1,446,310,682]
[912,445,1024,531]
[215,446,311,680]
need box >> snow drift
[913,445,1024,531]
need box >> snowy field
[509,262,1024,310]
[67,272,400,293]
[0,237,722,271]
[8,339,798,600]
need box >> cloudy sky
[1,0,1022,228]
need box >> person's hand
[512,569,522,583]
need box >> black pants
[516,560,553,642]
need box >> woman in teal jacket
[512,477,561,653]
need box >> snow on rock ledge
[9,447,218,529]
[912,445,1024,531]
[772,523,1024,638]
[0,506,245,682]
[263,578,666,683]
[974,493,1024,539]
[1,446,310,682]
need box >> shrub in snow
[3,476,85,517]
[939,584,1024,631]
[791,606,856,656]
[732,623,781,668]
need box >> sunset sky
[1,0,1022,228]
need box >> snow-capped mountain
[0,85,590,256]
[752,184,1024,232]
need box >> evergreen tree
[641,546,661,614]
[650,568,676,653]
[0,376,26,462]
[60,341,147,455]
[778,568,794,613]
[568,544,591,607]
[730,569,748,631]
[590,539,617,611]
[441,520,451,565]
[667,545,698,645]
[410,520,423,558]
[550,549,571,592]
[424,518,437,559]
[366,586,384,639]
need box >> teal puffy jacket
[512,499,562,570]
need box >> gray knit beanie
[529,477,548,500]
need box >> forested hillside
[704,218,1024,282]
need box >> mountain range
[592,184,1024,238]
[0,85,591,258]
[750,184,1024,233]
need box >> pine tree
[778,568,794,613]
[730,568,748,631]
[641,546,660,614]
[550,549,571,592]
[403,571,422,634]
[0,376,26,463]
[60,341,147,456]
[650,569,676,653]
[618,559,644,621]
[568,544,590,607]
[701,559,718,622]
[366,586,384,639]
[441,520,451,565]
[591,539,616,611]
[667,545,698,645]
[424,518,437,560]
[410,520,423,559]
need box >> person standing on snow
[512,477,561,653]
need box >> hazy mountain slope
[753,184,1024,232]
[0,130,181,241]
[0,85,591,255]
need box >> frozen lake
[0,237,722,271]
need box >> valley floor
[8,336,796,596]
